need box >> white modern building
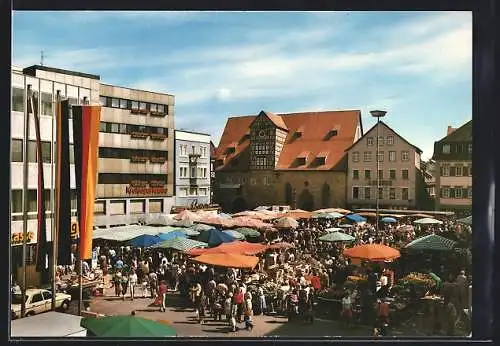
[174,130,211,207]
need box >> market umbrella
[381,217,397,224]
[152,237,208,252]
[254,206,270,211]
[409,213,434,218]
[312,212,344,219]
[357,211,377,218]
[343,244,401,262]
[218,212,233,219]
[457,215,472,226]
[192,253,259,269]
[339,224,354,228]
[278,209,313,220]
[319,232,355,242]
[180,229,200,237]
[405,234,457,251]
[275,217,299,229]
[223,230,245,240]
[397,225,414,232]
[413,217,443,225]
[187,241,268,256]
[268,242,295,250]
[315,208,351,214]
[81,315,177,337]
[145,214,176,226]
[173,209,201,221]
[190,223,216,232]
[233,227,261,238]
[127,234,162,248]
[157,231,188,241]
[325,227,343,233]
[344,213,367,223]
[197,229,236,247]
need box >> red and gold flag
[72,106,101,260]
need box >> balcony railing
[150,111,167,117]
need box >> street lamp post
[370,110,387,233]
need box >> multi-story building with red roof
[213,110,363,212]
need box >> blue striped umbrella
[381,217,397,223]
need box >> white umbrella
[413,217,443,225]
[325,227,343,233]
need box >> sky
[12,11,472,160]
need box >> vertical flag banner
[72,105,101,260]
[55,100,72,265]
[31,92,49,273]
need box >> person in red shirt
[233,288,245,323]
[158,280,168,312]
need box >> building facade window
[388,151,396,162]
[99,96,107,106]
[179,187,188,197]
[378,187,383,200]
[401,151,409,161]
[402,169,409,180]
[363,151,372,162]
[367,137,374,146]
[264,176,270,185]
[364,169,371,180]
[389,188,396,200]
[454,188,462,198]
[378,136,384,146]
[389,169,396,180]
[442,165,450,176]
[41,92,53,116]
[179,166,188,178]
[468,164,472,176]
[402,188,409,201]
[131,101,139,110]
[442,144,451,154]
[468,187,472,199]
[364,187,371,200]
[119,99,127,109]
[250,178,257,185]
[386,136,394,145]
[353,169,359,180]
[199,188,208,196]
[190,166,196,178]
[377,152,384,162]
[352,187,359,199]
[456,165,463,176]
[139,102,147,110]
[441,187,450,198]
[11,139,23,162]
[352,151,359,162]
[11,190,23,213]
[111,98,120,108]
[12,87,25,112]
[378,170,383,179]
[468,144,472,154]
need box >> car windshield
[12,294,27,304]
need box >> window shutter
[449,167,456,176]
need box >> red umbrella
[187,241,268,256]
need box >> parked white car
[11,288,72,319]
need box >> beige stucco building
[432,121,472,215]
[345,121,430,210]
[95,84,175,227]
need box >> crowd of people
[40,210,472,336]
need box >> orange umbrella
[186,241,268,256]
[192,253,259,269]
[278,209,313,219]
[343,244,401,262]
[357,211,377,218]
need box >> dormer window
[295,126,304,137]
[225,142,237,154]
[324,127,339,140]
[295,151,309,166]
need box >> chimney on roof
[447,126,456,135]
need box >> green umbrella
[457,215,472,226]
[233,227,261,238]
[319,231,355,242]
[405,234,456,251]
[152,237,208,252]
[81,315,177,337]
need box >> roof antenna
[40,51,46,66]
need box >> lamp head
[370,110,387,118]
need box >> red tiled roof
[215,110,361,171]
[297,151,309,158]
[317,151,329,158]
[263,111,288,131]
